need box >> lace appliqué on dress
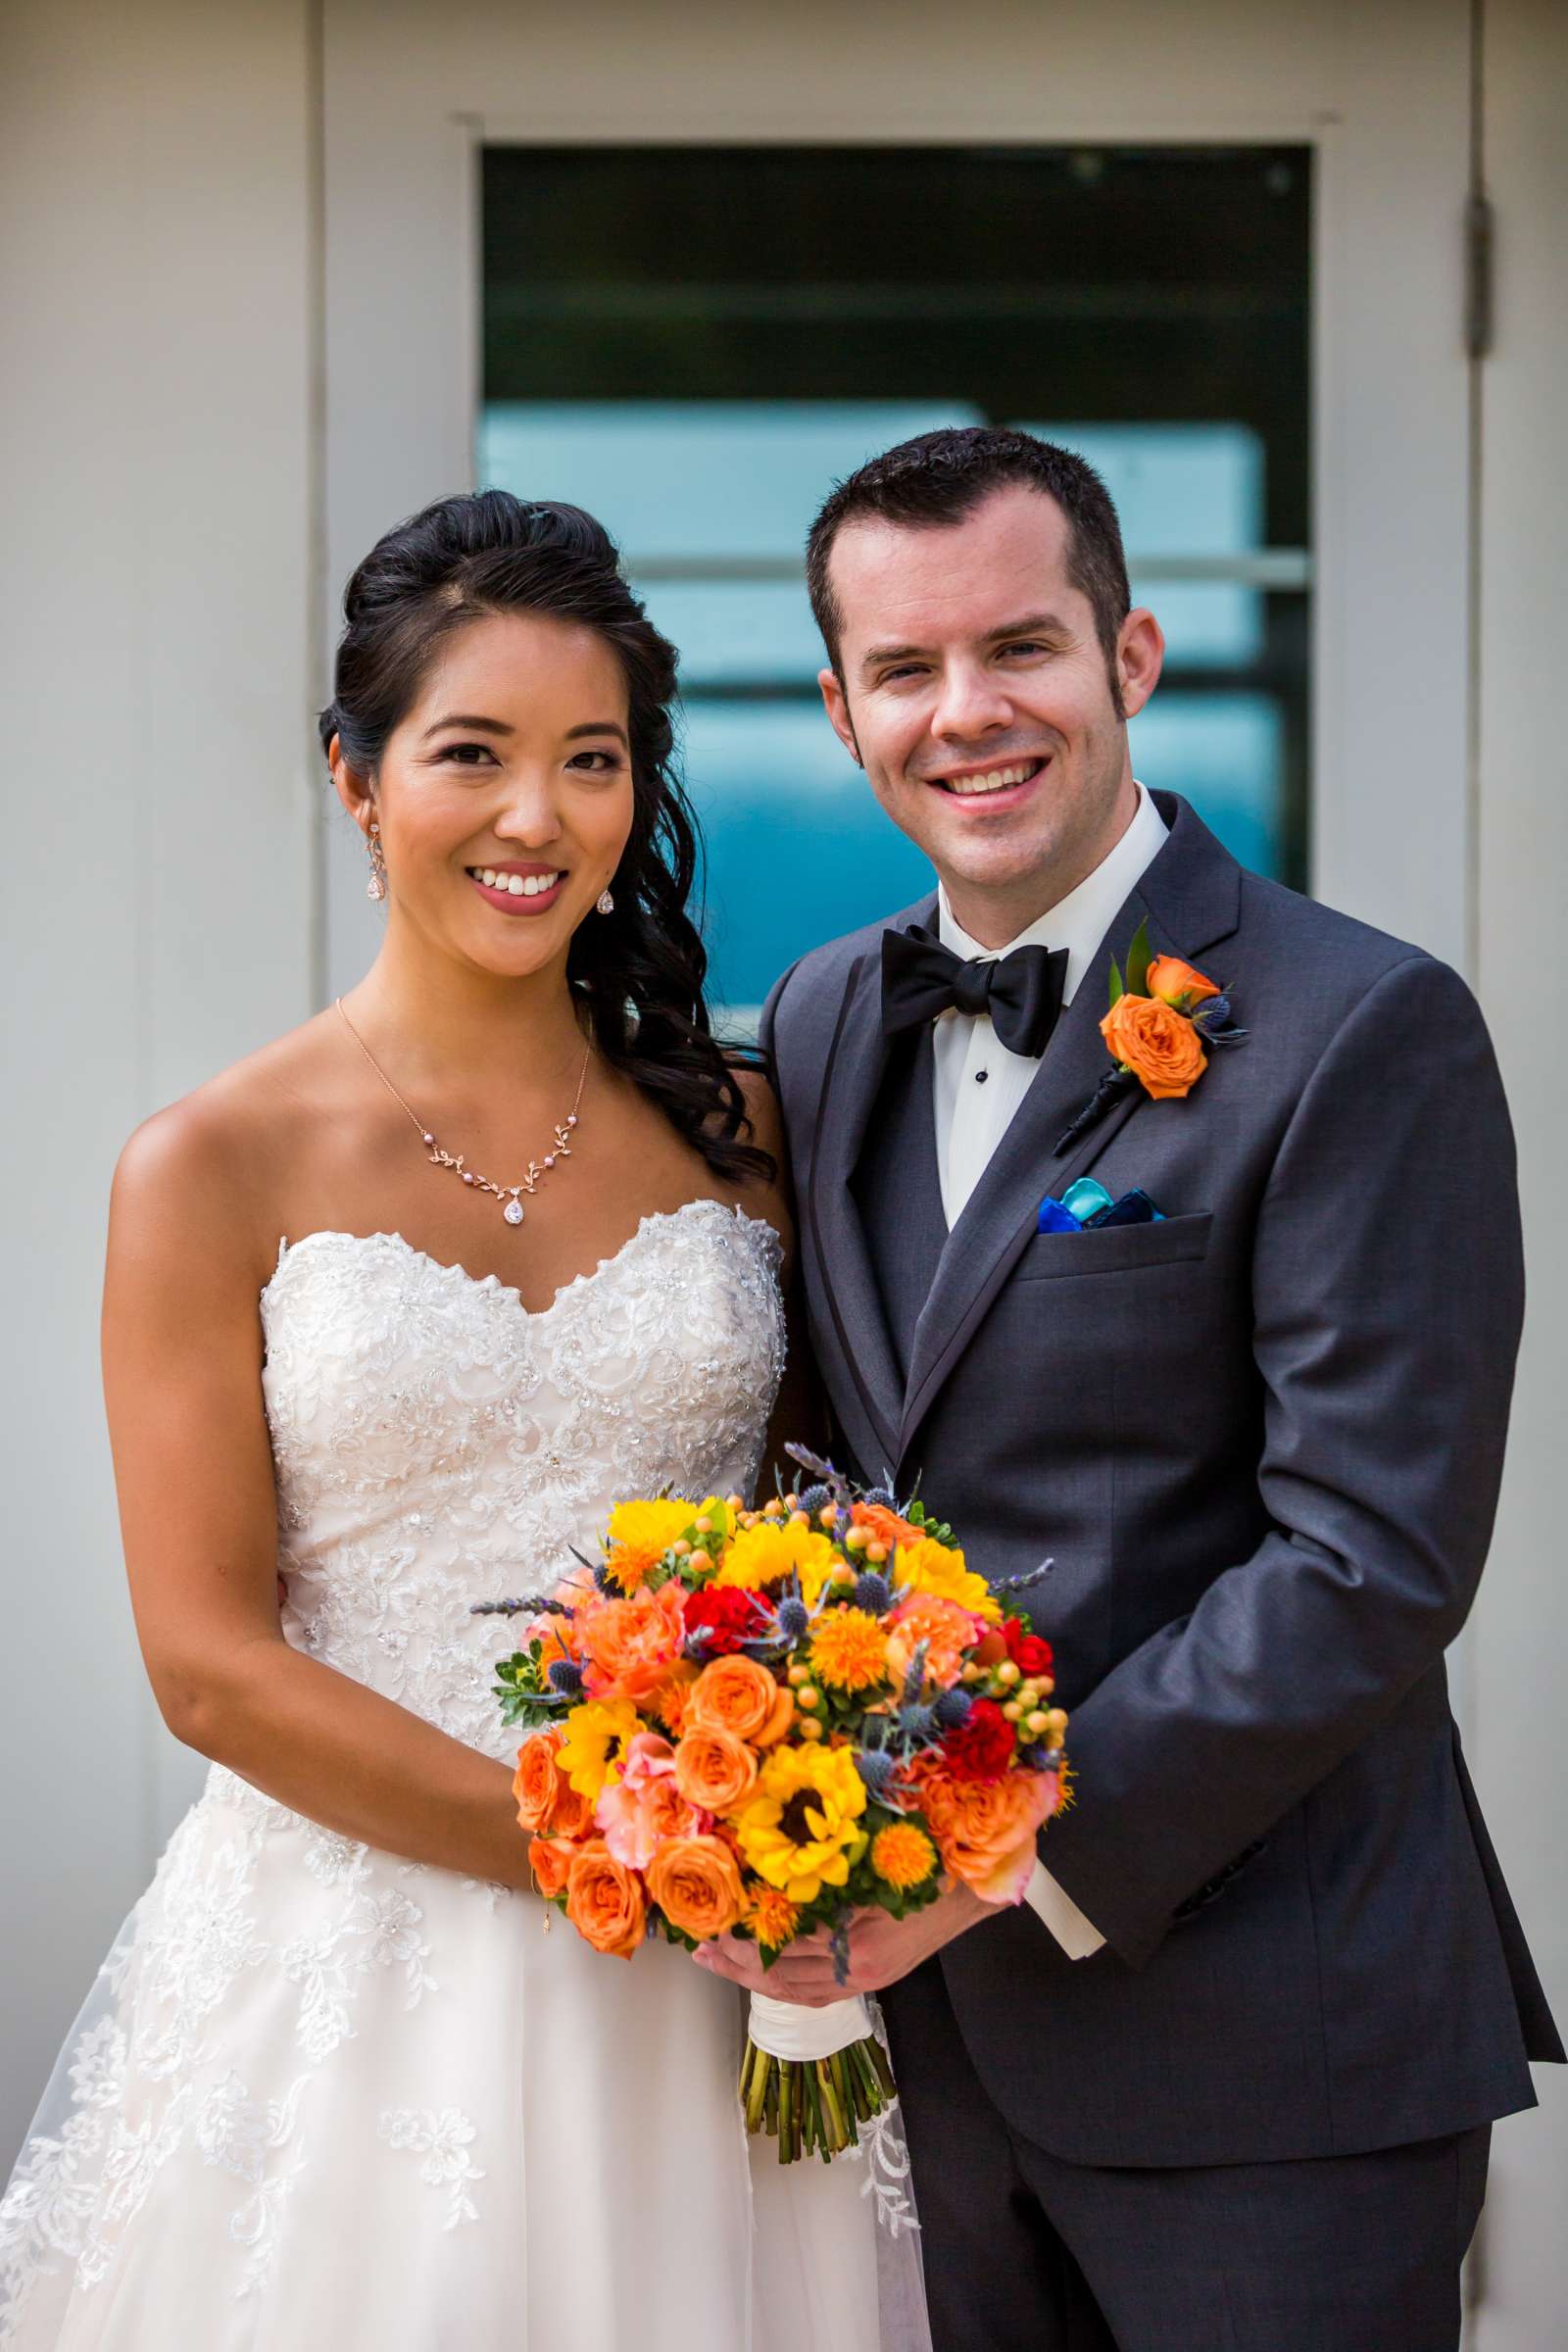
[377,2110,484,2231]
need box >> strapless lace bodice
[262,1201,786,1758]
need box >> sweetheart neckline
[260,1199,779,1324]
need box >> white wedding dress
[0,1202,924,2350]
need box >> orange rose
[646,1834,747,1941]
[756,1681,796,1747]
[514,1732,566,1833]
[852,1500,922,1548]
[1146,955,1221,1009]
[565,1838,647,1958]
[690,1654,781,1742]
[549,1774,593,1837]
[915,1763,1060,1903]
[885,1592,980,1690]
[1101,994,1207,1101]
[514,1730,593,1835]
[577,1581,688,1704]
[528,1836,576,1900]
[674,1724,760,1815]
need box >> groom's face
[818,485,1161,940]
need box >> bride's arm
[102,1102,532,1892]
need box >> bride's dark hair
[318,489,772,1186]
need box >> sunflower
[604,1497,700,1589]
[735,1742,867,1905]
[808,1606,891,1694]
[715,1518,841,1605]
[870,1821,939,1891]
[555,1698,642,1802]
[891,1536,1001,1622]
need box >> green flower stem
[739,2034,893,2165]
[742,2041,770,2133]
[779,2059,796,2162]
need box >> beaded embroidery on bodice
[263,1202,787,1759]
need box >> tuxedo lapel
[805,923,931,1476]
[899,798,1243,1462]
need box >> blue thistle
[775,1594,809,1643]
[592,1562,614,1592]
[854,1747,899,1799]
[933,1687,972,1730]
[797,1483,831,1517]
[853,1570,891,1616]
[862,1486,896,1509]
[546,1659,583,1698]
[896,1702,938,1745]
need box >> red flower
[941,1696,1016,1784]
[682,1586,769,1656]
[1003,1617,1054,1679]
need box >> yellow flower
[808,1607,891,1693]
[745,1884,802,1953]
[604,1497,701,1590]
[715,1518,841,1605]
[891,1537,1001,1622]
[735,1742,867,1905]
[870,1822,939,1891]
[556,1698,642,1802]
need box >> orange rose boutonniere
[1058,920,1247,1151]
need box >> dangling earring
[366,820,388,903]
[596,887,614,915]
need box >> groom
[702,427,1562,2347]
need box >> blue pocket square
[1035,1197,1082,1235]
[1092,1188,1162,1229]
[1037,1184,1166,1234]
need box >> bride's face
[342,610,635,980]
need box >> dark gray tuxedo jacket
[761,792,1561,2170]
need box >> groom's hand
[695,1882,991,2006]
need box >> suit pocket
[1013,1209,1213,1280]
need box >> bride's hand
[696,1882,991,2006]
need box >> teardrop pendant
[503,1198,524,1225]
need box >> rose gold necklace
[334,998,590,1226]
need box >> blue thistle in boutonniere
[1055,918,1248,1152]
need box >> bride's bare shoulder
[110,1012,345,1285]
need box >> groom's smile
[925,754,1048,802]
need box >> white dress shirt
[930,782,1169,1959]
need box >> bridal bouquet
[480,1449,1068,2164]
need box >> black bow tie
[880,924,1068,1059]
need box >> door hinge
[1465,191,1494,359]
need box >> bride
[0,492,919,2348]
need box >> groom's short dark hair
[806,426,1131,685]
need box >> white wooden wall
[0,0,318,2154]
[0,2,1561,2339]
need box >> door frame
[321,1,1477,997]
